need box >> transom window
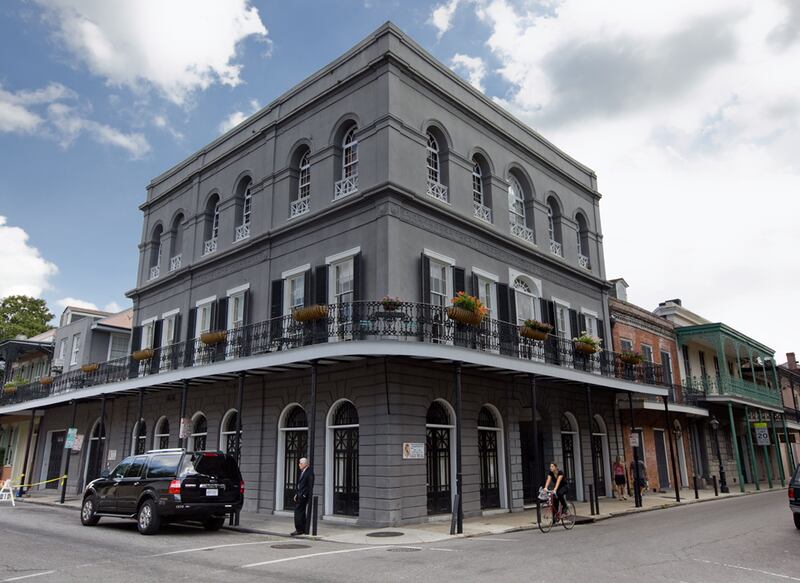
[190,414,207,451]
[426,133,441,184]
[299,150,311,199]
[472,161,483,205]
[343,127,358,179]
[508,176,526,226]
[154,417,169,449]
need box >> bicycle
[537,487,576,533]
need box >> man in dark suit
[291,457,314,536]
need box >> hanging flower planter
[447,306,484,326]
[520,327,549,341]
[81,363,100,374]
[380,296,402,311]
[292,305,328,322]
[132,348,155,361]
[620,351,643,365]
[3,383,18,395]
[201,330,228,345]
[40,376,54,385]
[574,342,599,355]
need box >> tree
[0,295,54,342]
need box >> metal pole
[726,402,744,492]
[98,395,107,474]
[693,475,699,499]
[663,396,680,502]
[18,408,37,495]
[60,400,78,504]
[529,374,540,490]
[179,379,188,449]
[628,392,642,507]
[235,372,245,461]
[586,384,600,514]
[136,387,144,454]
[744,406,759,490]
[307,362,317,534]
[712,475,718,496]
[758,410,773,489]
[782,413,796,473]
[791,378,799,422]
[770,413,785,487]
[454,361,463,534]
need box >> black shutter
[241,290,250,326]
[315,265,328,305]
[453,267,466,295]
[540,299,551,325]
[579,313,586,335]
[497,283,513,356]
[420,254,430,303]
[470,273,479,297]
[186,308,197,340]
[569,309,579,340]
[216,297,229,331]
[352,252,362,301]
[596,319,605,346]
[171,313,182,370]
[150,319,163,375]
[270,279,284,344]
[304,270,313,307]
[130,326,142,351]
[184,308,197,367]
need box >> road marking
[694,559,800,581]
[428,547,455,552]
[476,538,516,542]
[2,572,56,582]
[243,546,384,568]
[151,541,276,557]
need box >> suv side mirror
[100,469,110,478]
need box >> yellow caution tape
[12,475,68,489]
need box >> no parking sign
[753,422,770,446]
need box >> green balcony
[682,375,782,408]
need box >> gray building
[0,23,671,528]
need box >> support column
[529,374,541,489]
[586,384,599,514]
[97,395,108,476]
[235,372,245,462]
[453,361,463,534]
[18,408,37,495]
[758,410,773,489]
[628,392,642,507]
[770,413,784,487]
[179,380,188,449]
[663,396,680,502]
[135,387,144,454]
[791,378,799,422]
[744,406,759,490]
[306,362,318,534]
[60,400,78,504]
[782,414,796,473]
[727,402,745,492]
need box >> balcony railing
[0,301,670,407]
[578,254,590,269]
[681,375,782,407]
[510,222,534,244]
[149,265,160,280]
[426,180,449,203]
[473,201,492,223]
[203,238,217,256]
[235,224,250,242]
[549,239,562,257]
[290,197,310,218]
[334,175,358,200]
[169,254,182,272]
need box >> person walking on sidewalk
[613,457,627,500]
[291,457,314,536]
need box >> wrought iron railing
[334,175,358,200]
[149,265,160,280]
[549,239,562,257]
[681,374,782,407]
[203,238,217,256]
[290,197,310,218]
[510,222,534,244]
[169,254,182,272]
[235,224,250,242]
[0,301,671,406]
[578,254,590,269]
[426,180,449,203]
[473,201,492,223]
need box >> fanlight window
[333,401,359,426]
[426,401,451,425]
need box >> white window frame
[282,268,309,317]
[107,333,129,361]
[70,333,81,365]
[161,308,180,348]
[325,247,360,266]
[472,267,498,319]
[58,338,67,361]
[342,127,358,180]
[141,316,157,350]
[194,297,216,338]
[426,133,441,184]
[552,298,571,340]
[227,288,248,330]
[299,150,311,199]
[508,176,526,226]
[580,307,598,338]
[242,182,252,227]
[641,343,654,363]
[472,160,484,205]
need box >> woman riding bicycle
[543,462,568,517]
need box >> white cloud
[0,216,59,298]
[47,103,150,158]
[451,53,487,91]
[56,297,98,311]
[437,0,800,358]
[431,0,462,38]
[218,99,261,134]
[103,301,123,313]
[36,0,268,105]
[0,82,75,134]
[152,114,184,141]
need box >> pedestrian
[630,458,647,498]
[613,456,626,500]
[291,457,314,536]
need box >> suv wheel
[137,499,161,535]
[794,513,800,530]
[80,495,100,526]
[203,516,226,531]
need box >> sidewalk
[11,482,783,545]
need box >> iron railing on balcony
[149,265,160,280]
[203,238,217,256]
[426,180,449,203]
[473,201,492,223]
[578,254,590,269]
[510,222,534,244]
[235,224,250,242]
[681,375,782,407]
[334,176,358,200]
[549,239,562,257]
[290,197,310,218]
[0,301,670,407]
[169,254,182,272]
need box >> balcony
[169,254,182,272]
[549,239,562,257]
[290,197,310,218]
[234,224,250,242]
[681,375,782,408]
[203,238,217,256]
[334,175,358,200]
[510,222,534,244]
[149,265,160,280]
[0,301,671,408]
[578,254,590,269]
[473,201,492,223]
[426,180,449,204]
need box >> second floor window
[229,293,245,329]
[70,333,81,365]
[429,259,450,307]
[196,302,213,337]
[641,344,653,363]
[426,133,441,184]
[141,321,155,349]
[286,274,305,315]
[332,259,354,305]
[109,334,128,360]
[162,314,177,346]
[58,338,67,361]
[508,176,526,226]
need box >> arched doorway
[189,412,207,451]
[560,412,583,501]
[85,418,106,484]
[478,405,507,509]
[219,409,239,457]
[426,400,455,515]
[277,404,308,511]
[592,415,612,497]
[327,400,359,517]
[131,419,147,455]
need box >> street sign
[64,428,78,449]
[403,442,425,459]
[107,449,117,461]
[629,433,640,448]
[754,422,770,446]
[71,434,84,452]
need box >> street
[0,491,797,582]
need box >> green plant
[573,332,602,349]
[522,320,553,333]
[450,292,489,316]
[381,296,402,311]
[620,350,643,363]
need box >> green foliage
[0,295,53,342]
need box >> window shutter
[497,283,510,322]
[271,280,284,319]
[216,297,229,331]
[596,319,605,346]
[304,270,313,307]
[453,267,466,296]
[470,273,479,297]
[539,299,552,326]
[420,254,430,303]
[186,308,197,340]
[241,290,250,326]
[172,314,182,343]
[508,287,517,324]
[353,252,362,302]
[569,309,579,340]
[548,301,557,331]
[130,326,142,352]
[315,265,328,305]
[579,313,586,334]
[152,320,163,349]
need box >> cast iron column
[60,399,78,504]
[98,394,107,473]
[529,374,540,489]
[628,392,641,507]
[454,361,463,534]
[727,402,745,492]
[235,372,245,461]
[744,405,759,490]
[770,413,785,487]
[782,413,796,473]
[135,387,144,454]
[18,408,37,495]
[179,379,188,449]
[758,410,773,489]
[586,384,599,514]
[663,396,680,502]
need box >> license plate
[206,488,218,497]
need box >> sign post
[754,422,770,446]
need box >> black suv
[80,449,244,535]
[791,463,800,530]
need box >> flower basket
[292,305,329,323]
[447,306,484,326]
[132,348,155,361]
[40,376,54,385]
[381,296,402,311]
[3,383,17,395]
[519,327,549,341]
[200,330,228,345]
[81,363,99,374]
[574,342,599,355]
[620,352,643,365]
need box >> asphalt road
[0,491,798,582]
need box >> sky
[0,0,798,360]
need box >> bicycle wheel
[561,502,577,530]
[538,504,553,533]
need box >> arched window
[335,126,358,199]
[327,400,359,516]
[153,416,169,449]
[426,400,455,515]
[513,276,539,325]
[299,150,311,199]
[203,195,220,255]
[560,412,583,501]
[508,175,533,243]
[290,148,312,218]
[547,197,562,256]
[85,418,106,483]
[235,177,252,242]
[477,405,506,509]
[426,133,441,184]
[591,415,610,497]
[472,157,492,223]
[149,225,163,280]
[278,405,308,510]
[190,413,207,451]
[169,214,184,271]
[220,409,239,456]
[424,129,449,203]
[472,160,483,204]
[576,213,590,269]
[132,419,147,455]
